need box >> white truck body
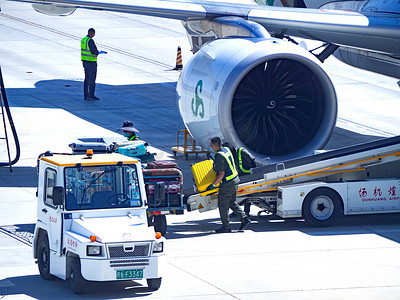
[34,152,165,293]
[277,179,400,217]
[188,136,400,226]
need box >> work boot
[215,226,232,233]
[239,217,251,230]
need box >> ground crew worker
[208,137,251,233]
[222,142,256,217]
[81,28,99,100]
[222,142,256,176]
[118,121,140,140]
[237,147,256,175]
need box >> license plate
[116,269,143,279]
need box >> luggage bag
[115,140,148,157]
[143,161,183,209]
[191,159,220,196]
[69,138,108,154]
[68,138,155,163]
[146,160,178,169]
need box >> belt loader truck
[34,150,165,294]
[188,136,400,226]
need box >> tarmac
[0,1,400,299]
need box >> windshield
[64,164,142,210]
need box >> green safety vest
[129,135,139,141]
[217,147,238,182]
[238,147,251,174]
[81,36,97,62]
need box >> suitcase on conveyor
[191,159,220,196]
[146,160,178,169]
[69,138,108,154]
[115,140,148,157]
[145,160,179,176]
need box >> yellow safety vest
[238,147,251,174]
[217,147,238,182]
[81,36,97,62]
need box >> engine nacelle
[177,38,337,163]
[32,3,76,16]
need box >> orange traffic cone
[173,46,183,70]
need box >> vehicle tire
[153,215,167,236]
[70,257,86,294]
[37,234,55,280]
[302,188,343,227]
[147,278,162,291]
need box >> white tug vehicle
[34,150,165,294]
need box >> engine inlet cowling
[177,38,337,163]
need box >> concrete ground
[0,1,400,299]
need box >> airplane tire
[303,188,342,227]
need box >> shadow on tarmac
[166,213,400,243]
[0,274,157,299]
[5,79,385,152]
[7,79,182,149]
[4,213,399,245]
[0,166,38,187]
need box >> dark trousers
[82,61,97,98]
[218,181,246,229]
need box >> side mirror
[53,186,64,206]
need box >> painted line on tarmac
[0,12,174,69]
[337,117,395,137]
[168,261,241,299]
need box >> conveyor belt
[247,135,400,182]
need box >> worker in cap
[118,121,140,141]
[208,137,251,233]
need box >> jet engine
[177,38,337,163]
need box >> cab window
[44,168,57,206]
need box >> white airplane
[5,0,400,162]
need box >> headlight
[153,241,163,253]
[87,245,102,256]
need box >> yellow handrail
[237,151,400,195]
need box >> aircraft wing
[7,0,400,56]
